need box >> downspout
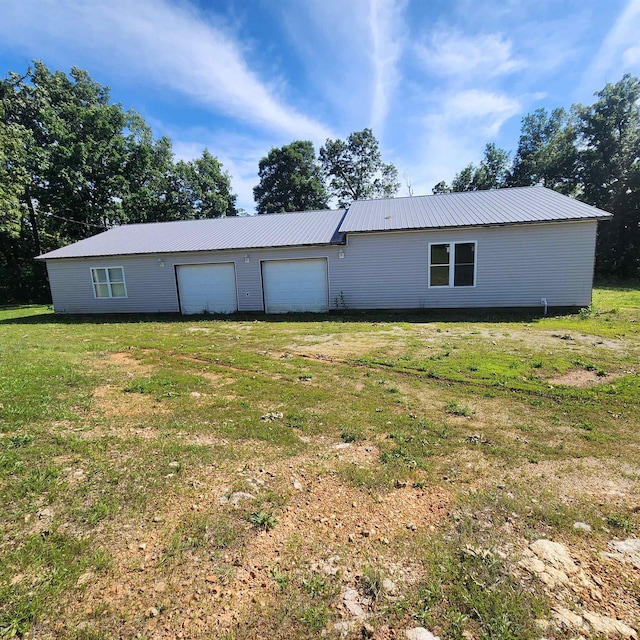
[540,298,548,316]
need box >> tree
[509,107,578,194]
[432,180,451,194]
[319,129,399,207]
[445,143,511,193]
[174,150,237,219]
[576,74,640,277]
[0,61,239,302]
[253,140,328,214]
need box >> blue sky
[1,0,640,213]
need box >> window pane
[108,267,124,283]
[110,283,126,298]
[93,268,107,283]
[455,243,474,265]
[95,283,110,298]
[431,265,449,286]
[454,264,474,287]
[430,244,449,265]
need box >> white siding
[330,221,598,309]
[45,220,599,313]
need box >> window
[91,267,127,298]
[429,242,476,287]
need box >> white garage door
[177,263,237,315]
[262,258,329,313]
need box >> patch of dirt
[105,351,155,375]
[93,384,169,420]
[508,457,640,509]
[285,330,410,359]
[547,368,620,387]
[64,439,451,639]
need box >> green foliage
[416,537,546,639]
[249,510,277,531]
[0,62,237,303]
[444,400,473,417]
[253,140,328,214]
[319,128,399,206]
[440,143,511,193]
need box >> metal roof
[38,209,347,259]
[338,186,611,233]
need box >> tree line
[1,62,238,302]
[0,63,400,303]
[1,62,637,302]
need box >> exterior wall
[45,245,345,313]
[45,219,599,314]
[332,220,598,309]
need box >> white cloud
[580,0,640,95]
[279,0,407,140]
[0,0,332,142]
[443,90,522,135]
[416,30,525,80]
[369,0,407,137]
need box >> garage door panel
[262,258,328,313]
[177,263,237,314]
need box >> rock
[552,606,586,631]
[220,492,255,507]
[583,611,637,638]
[521,540,593,591]
[343,588,366,619]
[190,391,202,397]
[573,522,592,532]
[363,621,375,637]
[607,538,640,569]
[291,478,303,491]
[168,461,180,468]
[260,411,283,421]
[529,539,578,574]
[333,621,355,636]
[333,442,352,450]
[154,581,166,592]
[145,607,159,618]
[152,516,163,523]
[405,628,440,640]
[382,578,397,595]
[76,572,95,587]
[406,522,417,531]
[205,575,217,583]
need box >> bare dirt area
[52,440,452,640]
[547,368,622,387]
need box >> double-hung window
[429,242,476,287]
[91,267,127,298]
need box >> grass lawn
[1,286,639,639]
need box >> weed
[607,515,634,532]
[340,429,361,443]
[299,605,328,632]
[270,568,290,590]
[444,400,473,417]
[360,566,384,602]
[6,434,34,449]
[249,510,277,531]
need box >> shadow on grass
[0,306,579,326]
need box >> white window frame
[428,241,477,288]
[90,266,128,299]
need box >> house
[38,186,611,314]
